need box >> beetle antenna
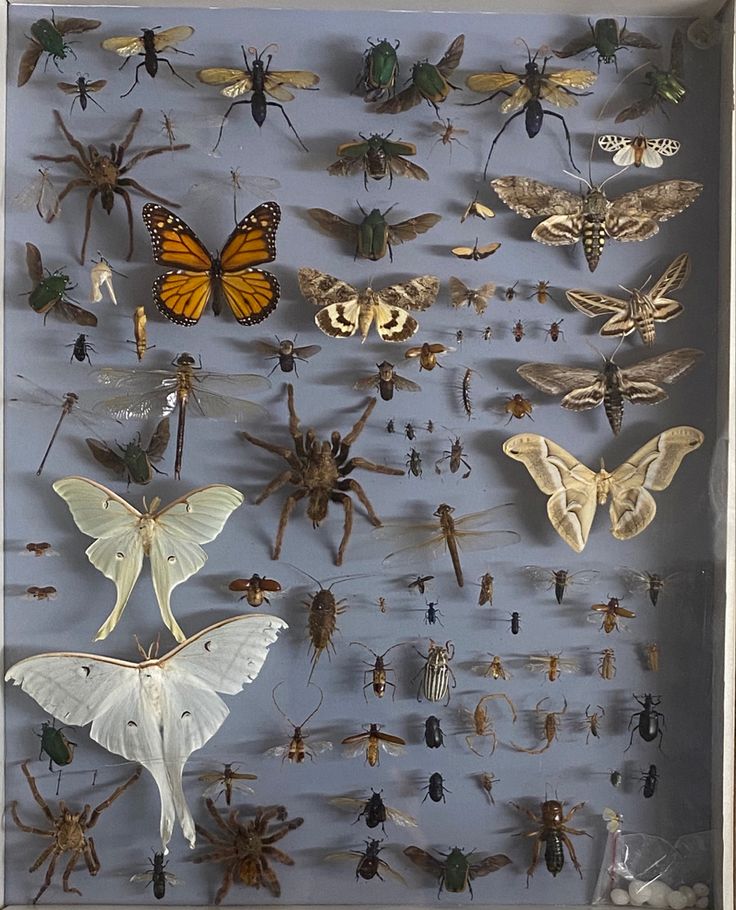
[300,684,324,727]
[271,682,295,727]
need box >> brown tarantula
[194,802,304,903]
[10,760,141,904]
[241,383,404,565]
[34,108,189,264]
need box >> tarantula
[194,802,304,903]
[10,760,141,904]
[241,383,404,565]
[34,108,189,264]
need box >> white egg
[679,886,696,907]
[648,881,674,908]
[630,881,651,906]
[695,898,708,909]
[611,888,631,905]
[667,890,688,909]
[692,884,709,897]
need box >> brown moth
[298,268,439,343]
[491,175,702,272]
[517,347,703,435]
[448,277,496,315]
[566,252,690,345]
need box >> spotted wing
[297,268,360,307]
[219,202,281,324]
[373,303,419,342]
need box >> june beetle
[404,845,511,898]
[26,242,97,326]
[328,133,429,188]
[360,38,400,101]
[86,417,170,485]
[38,720,76,771]
[555,18,659,70]
[18,14,101,86]
[377,34,464,115]
[308,204,441,261]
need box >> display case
[1,0,734,907]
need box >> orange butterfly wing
[142,202,281,326]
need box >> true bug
[555,18,660,70]
[435,437,472,478]
[130,851,179,900]
[408,575,434,594]
[424,715,445,749]
[529,280,554,304]
[512,319,526,342]
[266,682,332,763]
[198,763,257,805]
[511,798,590,881]
[465,42,596,176]
[67,333,96,364]
[511,696,566,754]
[584,705,605,743]
[415,640,456,704]
[589,596,636,633]
[626,693,665,750]
[57,74,106,112]
[422,771,450,803]
[545,319,564,342]
[464,693,517,755]
[341,723,406,767]
[350,641,401,700]
[102,26,195,98]
[403,845,511,897]
[26,586,58,601]
[406,448,423,477]
[329,789,417,832]
[644,642,660,672]
[478,771,500,805]
[359,38,400,102]
[598,648,616,680]
[37,721,76,772]
[640,764,658,798]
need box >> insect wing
[307,208,360,243]
[377,275,440,312]
[147,417,171,462]
[619,348,703,404]
[403,846,445,878]
[315,301,363,339]
[196,67,252,96]
[554,30,595,58]
[389,157,430,181]
[374,303,419,342]
[437,34,465,77]
[86,438,127,478]
[392,373,422,393]
[470,854,513,878]
[17,41,44,86]
[54,300,99,327]
[499,83,533,114]
[608,181,703,234]
[388,213,442,245]
[152,25,194,50]
[298,268,359,307]
[376,83,421,114]
[598,134,636,165]
[187,385,267,423]
[465,71,520,94]
[385,805,419,827]
[101,34,146,56]
[491,177,582,219]
[546,68,597,90]
[517,362,604,409]
[646,137,681,163]
[565,290,631,333]
[14,170,61,222]
[602,807,622,833]
[201,777,254,800]
[143,204,212,270]
[650,252,691,300]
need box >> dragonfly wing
[94,388,175,421]
[187,388,266,423]
[452,503,517,530]
[454,529,521,552]
[91,368,178,391]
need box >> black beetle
[422,771,450,804]
[625,693,665,751]
[358,789,388,830]
[510,611,521,635]
[424,715,445,749]
[640,764,658,798]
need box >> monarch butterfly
[142,201,281,326]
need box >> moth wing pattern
[649,252,691,300]
[619,348,703,403]
[376,276,440,312]
[491,177,583,218]
[315,301,363,338]
[609,180,703,224]
[517,363,604,408]
[298,268,359,306]
[532,213,585,245]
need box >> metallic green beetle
[18,14,101,86]
[616,29,686,122]
[308,204,441,261]
[555,18,659,71]
[328,133,429,188]
[86,417,170,485]
[377,34,464,115]
[26,242,97,326]
[38,721,76,771]
[404,845,511,898]
[359,38,400,102]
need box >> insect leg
[212,99,250,153]
[115,187,134,263]
[559,832,584,878]
[337,478,383,526]
[120,60,147,99]
[272,489,306,560]
[157,55,194,88]
[544,110,580,173]
[483,109,525,180]
[265,101,309,152]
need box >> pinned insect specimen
[599,134,681,168]
[11,761,141,903]
[608,771,624,791]
[511,798,590,881]
[555,18,659,69]
[328,133,428,188]
[52,477,244,641]
[603,806,623,831]
[478,772,500,805]
[25,243,96,327]
[57,74,106,112]
[504,393,533,424]
[228,574,283,607]
[434,437,472,478]
[377,596,388,613]
[299,268,440,343]
[422,771,450,803]
[421,601,444,626]
[197,45,319,152]
[461,194,495,222]
[527,652,579,681]
[523,567,599,604]
[329,790,417,832]
[160,110,177,148]
[465,44,596,175]
[424,716,445,748]
[620,568,679,606]
[359,38,400,102]
[194,802,303,902]
[297,575,349,679]
[474,654,511,681]
[386,419,395,433]
[376,35,465,115]
[492,175,702,272]
[405,422,418,440]
[92,352,268,480]
[506,281,520,300]
[517,347,702,435]
[461,367,475,417]
[584,705,605,742]
[143,202,281,326]
[464,693,517,755]
[449,277,496,316]
[566,252,690,345]
[589,596,636,633]
[34,109,189,264]
[626,693,665,750]
[503,428,704,552]
[640,764,658,798]
[130,307,152,361]
[89,256,120,305]
[308,205,441,261]
[511,696,567,754]
[351,642,401,700]
[25,542,55,557]
[409,575,434,594]
[403,845,511,897]
[512,319,526,342]
[341,723,406,766]
[18,14,101,86]
[546,320,565,342]
[130,852,179,900]
[265,682,332,763]
[477,572,494,606]
[415,640,456,704]
[11,376,110,476]
[451,238,501,261]
[26,586,58,602]
[255,336,321,376]
[67,333,96,364]
[326,839,407,883]
[13,168,61,222]
[354,361,421,401]
[529,280,553,304]
[598,648,616,680]
[406,448,423,477]
[404,342,451,371]
[198,764,257,805]
[226,168,281,223]
[616,30,686,122]
[85,416,170,485]
[37,721,75,771]
[430,118,469,157]
[380,502,519,588]
[102,26,195,97]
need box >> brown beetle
[228,573,283,607]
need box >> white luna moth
[5,613,288,851]
[502,427,704,552]
[52,477,244,642]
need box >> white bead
[648,881,674,908]
[667,891,688,909]
[611,888,631,905]
[692,884,709,897]
[679,886,696,906]
[630,881,651,905]
[695,898,708,908]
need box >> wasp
[350,641,401,700]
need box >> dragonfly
[90,353,270,479]
[376,503,520,588]
[11,374,118,476]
